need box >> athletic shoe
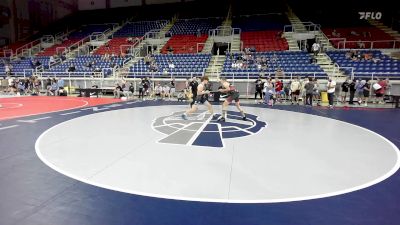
[217,117,226,122]
[181,114,188,120]
[242,116,247,121]
[212,114,220,120]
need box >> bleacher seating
[0,41,29,56]
[221,51,325,79]
[232,15,289,52]
[44,55,125,77]
[169,18,222,35]
[327,50,400,77]
[233,14,289,32]
[113,21,168,37]
[37,39,79,56]
[38,25,113,56]
[128,53,211,78]
[161,35,208,54]
[0,58,34,77]
[323,27,396,49]
[241,31,288,51]
[94,37,137,56]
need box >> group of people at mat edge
[254,75,391,108]
[182,76,246,122]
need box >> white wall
[78,0,106,10]
[110,0,142,8]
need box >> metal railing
[15,38,42,57]
[220,71,328,80]
[118,71,205,80]
[334,39,400,49]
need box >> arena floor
[1,96,400,225]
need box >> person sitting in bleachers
[67,64,76,72]
[113,83,123,98]
[350,30,360,36]
[331,29,341,38]
[149,62,158,72]
[168,60,175,69]
[126,37,133,44]
[167,46,174,54]
[362,31,372,38]
[33,59,41,67]
[275,31,284,40]
[275,68,285,78]
[357,40,365,49]
[48,78,58,96]
[364,52,373,61]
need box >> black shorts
[375,93,383,97]
[363,90,370,98]
[292,90,300,95]
[227,92,240,103]
[194,95,207,105]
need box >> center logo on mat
[151,110,266,148]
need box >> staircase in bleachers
[369,20,400,40]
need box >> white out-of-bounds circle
[35,106,400,203]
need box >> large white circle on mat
[35,105,400,203]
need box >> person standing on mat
[217,77,246,122]
[182,76,215,120]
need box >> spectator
[275,68,285,78]
[68,64,76,72]
[357,40,365,49]
[262,77,275,106]
[163,83,170,100]
[56,78,65,96]
[168,60,175,69]
[332,29,341,37]
[350,30,360,36]
[326,78,336,108]
[312,42,320,56]
[167,46,174,54]
[349,79,356,105]
[363,31,372,38]
[341,78,350,104]
[373,78,387,104]
[49,79,58,96]
[362,80,371,106]
[254,76,264,101]
[290,77,301,105]
[313,78,321,106]
[304,77,314,106]
[154,83,163,100]
[274,78,284,103]
[126,37,133,43]
[49,55,56,65]
[170,78,176,99]
[5,63,12,75]
[113,83,123,98]
[137,79,144,100]
[355,78,364,105]
[33,59,41,67]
